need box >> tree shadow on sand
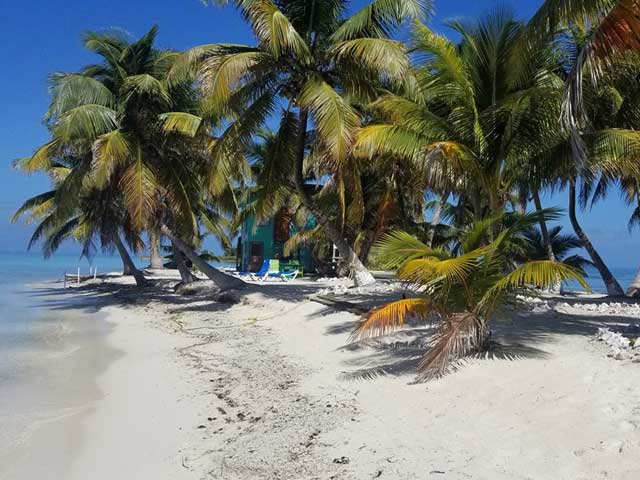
[325,298,640,382]
[21,276,331,317]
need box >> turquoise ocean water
[0,252,131,477]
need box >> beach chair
[265,269,300,282]
[237,259,270,281]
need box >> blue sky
[0,0,637,267]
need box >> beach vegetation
[353,212,589,381]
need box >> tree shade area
[10,0,640,378]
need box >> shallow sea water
[0,253,125,479]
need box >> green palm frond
[52,104,117,142]
[481,260,590,310]
[200,208,232,249]
[371,94,450,137]
[331,0,429,42]
[240,0,311,62]
[589,128,640,177]
[283,225,322,257]
[198,49,269,116]
[158,112,203,137]
[46,73,115,121]
[122,74,171,106]
[15,139,61,173]
[11,190,57,224]
[373,231,450,269]
[354,124,427,160]
[299,74,359,164]
[526,0,612,40]
[207,90,275,194]
[91,129,131,187]
[332,38,409,87]
[251,110,298,220]
[398,246,488,286]
[119,145,159,230]
[42,217,81,258]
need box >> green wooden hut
[237,208,317,274]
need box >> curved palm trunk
[426,191,450,248]
[294,109,375,287]
[569,179,624,296]
[627,269,640,297]
[161,225,245,290]
[627,197,640,297]
[533,189,560,292]
[149,229,164,269]
[173,241,198,284]
[113,235,146,287]
[532,189,555,262]
[357,230,376,266]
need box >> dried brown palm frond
[417,311,481,381]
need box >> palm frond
[373,231,450,269]
[158,112,203,137]
[15,139,61,173]
[482,260,590,311]
[52,104,118,142]
[91,129,131,187]
[354,124,427,160]
[200,49,268,113]
[45,73,115,121]
[331,0,430,42]
[283,225,322,256]
[11,190,57,224]
[240,0,311,62]
[299,73,359,165]
[417,311,480,381]
[332,38,409,87]
[353,298,435,339]
[122,74,171,106]
[119,144,159,230]
[398,247,488,287]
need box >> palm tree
[174,0,430,286]
[518,225,592,273]
[528,1,640,165]
[355,9,563,229]
[148,229,165,269]
[11,180,148,287]
[352,213,588,381]
[17,26,244,290]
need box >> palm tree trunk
[533,189,560,292]
[357,230,376,266]
[627,268,640,297]
[532,189,555,262]
[113,235,146,287]
[149,229,164,269]
[568,179,624,296]
[161,225,245,290]
[426,191,449,248]
[173,241,198,284]
[294,109,375,287]
[627,197,640,297]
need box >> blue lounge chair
[237,259,270,280]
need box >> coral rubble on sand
[596,327,640,361]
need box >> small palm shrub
[352,214,589,381]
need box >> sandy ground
[23,273,640,479]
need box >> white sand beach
[7,273,640,480]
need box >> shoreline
[0,282,118,480]
[5,273,640,479]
